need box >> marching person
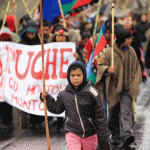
[40,60,110,150]
[52,26,81,132]
[122,16,147,83]
[76,31,91,63]
[19,19,47,132]
[96,27,142,149]
[135,13,150,45]
[0,23,15,139]
[38,19,55,43]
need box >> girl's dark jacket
[41,81,110,149]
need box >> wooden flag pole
[39,0,51,150]
[21,0,32,19]
[93,0,102,36]
[31,1,40,17]
[133,100,137,122]
[58,0,67,28]
[13,0,19,38]
[2,0,11,29]
[111,3,115,67]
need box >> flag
[93,21,107,61]
[86,21,107,85]
[43,0,98,23]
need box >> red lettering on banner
[26,85,37,95]
[37,85,42,93]
[0,77,4,88]
[52,86,59,95]
[9,77,18,92]
[12,94,39,110]
[30,100,38,110]
[6,45,15,61]
[31,51,45,80]
[46,85,53,93]
[39,101,44,111]
[59,48,72,78]
[23,100,30,110]
[12,94,19,104]
[45,49,58,80]
[26,84,65,96]
[5,45,15,73]
[15,50,34,79]
[0,57,3,76]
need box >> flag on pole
[86,21,107,85]
[43,0,98,23]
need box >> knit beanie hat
[115,26,132,45]
[6,15,15,32]
[26,20,38,33]
[81,31,91,40]
[67,61,88,90]
[19,14,31,26]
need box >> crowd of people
[0,4,150,149]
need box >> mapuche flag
[86,22,107,85]
[43,0,98,23]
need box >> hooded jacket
[40,60,110,149]
[0,27,20,42]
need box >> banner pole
[93,0,102,36]
[39,0,51,150]
[111,3,115,67]
[13,0,19,39]
[58,0,67,28]
[21,0,32,19]
[31,1,40,17]
[2,0,11,29]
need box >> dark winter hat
[115,27,132,45]
[19,14,31,25]
[26,20,38,33]
[81,31,91,40]
[67,60,87,85]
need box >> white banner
[0,42,76,117]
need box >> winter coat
[143,28,150,52]
[136,21,150,42]
[41,81,110,146]
[96,42,142,108]
[130,28,145,74]
[0,27,20,42]
[145,38,150,69]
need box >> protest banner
[0,42,76,117]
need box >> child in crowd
[40,60,110,150]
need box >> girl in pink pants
[40,61,110,150]
[66,132,98,150]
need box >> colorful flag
[93,21,107,61]
[86,21,107,85]
[43,0,98,23]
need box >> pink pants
[65,132,98,150]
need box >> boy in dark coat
[40,60,110,150]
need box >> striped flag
[43,0,98,23]
[86,21,107,85]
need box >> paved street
[1,78,150,150]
